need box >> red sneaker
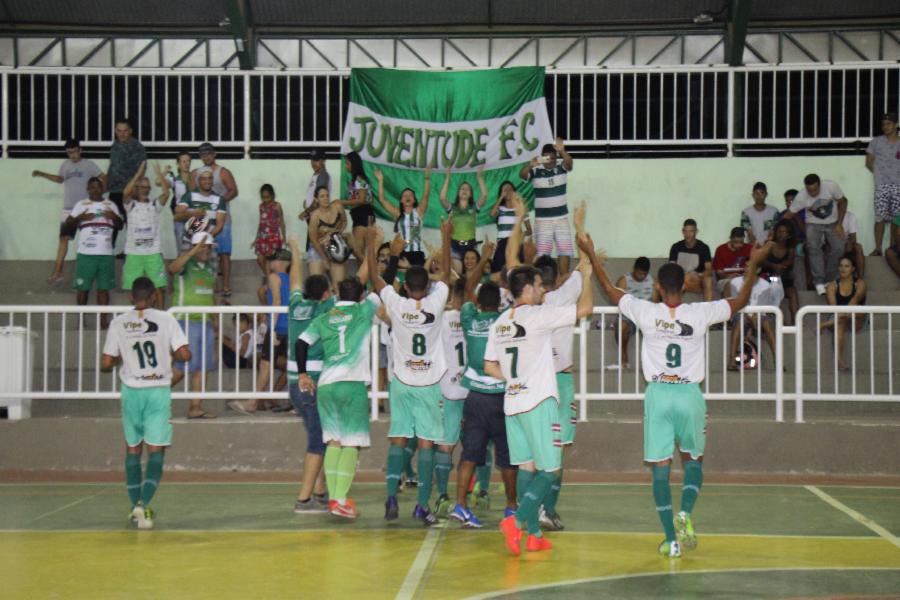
[330,501,359,519]
[526,534,553,552]
[500,515,522,556]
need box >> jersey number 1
[132,341,158,369]
[665,343,682,368]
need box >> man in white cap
[191,143,238,295]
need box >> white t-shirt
[619,294,732,384]
[842,211,859,241]
[485,304,577,415]
[59,159,102,211]
[380,281,449,386]
[440,309,467,400]
[543,274,582,372]
[790,180,844,225]
[125,199,164,255]
[69,198,121,255]
[102,308,188,388]
[740,204,779,244]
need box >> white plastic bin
[0,326,34,420]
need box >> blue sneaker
[449,504,483,529]
[413,504,438,527]
[504,507,516,519]
[384,496,399,521]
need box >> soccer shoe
[413,504,438,527]
[500,515,522,556]
[449,504,483,529]
[503,507,517,519]
[384,496,399,521]
[294,498,329,514]
[435,494,452,519]
[330,499,359,519]
[525,534,553,552]
[539,507,565,531]
[133,505,154,530]
[658,539,682,558]
[404,475,419,488]
[674,511,697,550]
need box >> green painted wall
[0,155,876,261]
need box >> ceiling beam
[724,0,752,66]
[224,0,254,70]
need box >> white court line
[395,526,444,600]
[26,492,102,524]
[806,485,900,549]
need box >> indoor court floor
[1,481,899,599]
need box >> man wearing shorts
[865,112,900,255]
[122,161,170,308]
[580,231,770,558]
[66,177,123,328]
[32,138,103,283]
[519,137,574,274]
[192,143,238,295]
[283,237,336,514]
[371,221,451,526]
[101,277,190,530]
[486,261,593,555]
[297,276,381,519]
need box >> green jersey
[448,204,477,241]
[459,302,505,393]
[287,291,336,383]
[173,258,216,321]
[299,294,380,386]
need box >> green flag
[340,67,553,228]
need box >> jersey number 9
[665,343,681,368]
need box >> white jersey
[380,282,449,386]
[440,309,467,400]
[102,308,188,388]
[70,198,121,255]
[619,294,732,384]
[124,199,164,255]
[485,304,577,415]
[543,274,582,372]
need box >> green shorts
[317,381,370,447]
[505,397,562,472]
[387,379,443,442]
[437,398,464,446]
[121,384,173,447]
[556,372,577,445]
[123,253,167,289]
[73,253,115,292]
[643,382,707,462]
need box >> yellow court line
[806,485,900,549]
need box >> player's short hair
[477,282,501,311]
[683,218,697,228]
[533,255,559,289]
[405,251,426,267]
[404,266,429,293]
[337,277,364,302]
[64,138,80,150]
[541,143,556,155]
[131,277,156,302]
[304,275,330,301]
[634,257,651,272]
[784,188,798,199]
[508,266,541,300]
[452,278,466,300]
[803,173,820,186]
[657,263,685,295]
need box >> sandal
[187,410,217,419]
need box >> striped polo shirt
[395,211,423,253]
[496,204,517,239]
[530,159,569,220]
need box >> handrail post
[795,307,805,423]
[243,72,251,158]
[774,307,784,422]
[726,69,735,157]
[1,71,8,158]
[578,316,588,422]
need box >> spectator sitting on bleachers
[607,256,656,370]
[821,253,868,371]
[763,222,800,325]
[839,210,866,279]
[775,188,813,292]
[726,242,780,371]
[221,313,256,370]
[668,218,714,301]
[886,215,900,280]
[741,182,779,247]
[713,227,751,298]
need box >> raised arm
[575,255,594,320]
[288,235,304,291]
[373,169,400,220]
[475,167,488,210]
[168,243,201,275]
[505,193,526,268]
[32,170,64,184]
[726,242,772,315]
[519,157,537,181]
[367,226,387,294]
[417,167,432,219]
[466,240,494,302]
[123,161,147,200]
[555,137,573,171]
[438,167,452,211]
[152,162,170,206]
[440,217,453,287]
[577,233,625,305]
[356,226,382,287]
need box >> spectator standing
[776,189,813,291]
[490,181,532,274]
[121,161,170,308]
[308,186,349,286]
[339,151,373,261]
[865,112,900,255]
[374,167,431,266]
[741,182,779,246]
[668,219,714,301]
[32,138,103,283]
[252,184,286,276]
[192,143,239,296]
[840,210,866,278]
[713,227,752,297]
[785,174,848,295]
[175,171,226,263]
[519,138,574,274]
[107,118,147,253]
[439,166,488,272]
[300,149,332,255]
[165,150,192,255]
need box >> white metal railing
[1,63,898,157]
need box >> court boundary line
[805,485,900,549]
[395,525,445,600]
[25,492,103,524]
[1,481,898,489]
[461,566,900,600]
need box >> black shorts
[461,390,512,469]
[402,250,426,266]
[350,204,374,228]
[59,219,78,240]
[490,238,524,274]
[261,331,288,362]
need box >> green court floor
[1,482,898,599]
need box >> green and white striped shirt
[530,159,569,220]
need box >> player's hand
[749,241,774,265]
[577,253,592,275]
[103,210,117,220]
[373,168,384,182]
[554,137,566,153]
[288,234,300,249]
[31,170,39,178]
[575,232,594,256]
[573,200,587,235]
[440,216,453,236]
[482,239,496,258]
[595,248,608,266]
[389,233,406,256]
[298,373,316,394]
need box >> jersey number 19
[132,341,158,369]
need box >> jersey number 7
[505,347,519,378]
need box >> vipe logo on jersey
[402,310,436,326]
[448,320,462,332]
[506,382,529,395]
[123,321,144,331]
[405,359,433,372]
[494,322,527,339]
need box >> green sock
[402,437,417,478]
[125,453,142,506]
[543,470,563,516]
[477,443,493,490]
[516,469,535,506]
[140,451,165,506]
[324,446,341,499]
[652,465,677,542]
[386,445,404,497]
[416,447,434,508]
[518,471,555,536]
[434,450,452,496]
[680,460,704,515]
[334,447,359,503]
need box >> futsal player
[101,276,190,530]
[577,232,771,557]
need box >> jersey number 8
[412,333,426,356]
